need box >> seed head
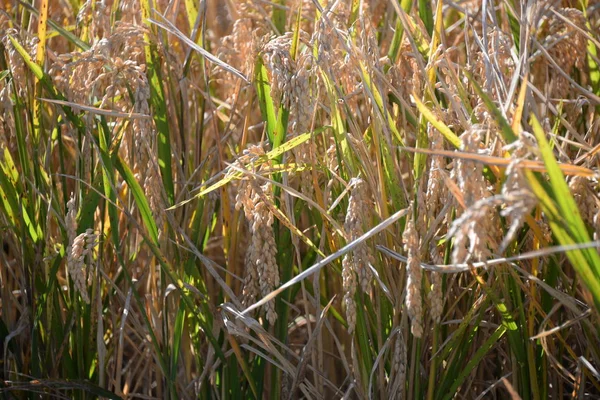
[235,155,279,325]
[67,229,98,304]
[341,178,373,334]
[403,216,423,338]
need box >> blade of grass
[475,268,530,399]
[418,0,434,35]
[414,0,443,178]
[413,96,462,148]
[582,0,599,96]
[272,0,286,34]
[32,0,48,146]
[140,1,174,206]
[466,71,518,143]
[435,295,489,399]
[387,0,413,67]
[7,35,85,132]
[255,55,280,147]
[527,114,600,311]
[290,4,302,60]
[321,71,356,174]
[441,325,507,400]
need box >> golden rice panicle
[447,125,497,264]
[262,32,315,195]
[234,147,279,324]
[0,83,16,152]
[49,24,147,111]
[388,332,407,399]
[342,178,373,334]
[448,199,497,265]
[291,54,315,196]
[569,176,599,229]
[342,256,358,335]
[313,20,357,108]
[77,0,111,39]
[49,43,103,106]
[2,30,37,97]
[67,225,98,304]
[389,30,425,101]
[470,30,515,126]
[428,271,443,323]
[472,28,515,98]
[456,125,488,207]
[403,214,423,338]
[117,0,142,24]
[345,178,374,292]
[236,177,258,306]
[207,0,233,38]
[250,181,279,324]
[216,17,256,102]
[428,243,444,323]
[130,63,152,169]
[66,194,78,242]
[214,16,263,144]
[65,196,85,303]
[49,23,156,190]
[289,52,314,138]
[263,33,297,109]
[241,240,260,309]
[498,134,538,253]
[262,32,311,113]
[425,126,447,222]
[217,16,259,76]
[539,8,587,99]
[0,15,13,139]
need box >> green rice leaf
[413,96,462,148]
[272,0,286,34]
[441,325,507,400]
[255,56,279,147]
[113,156,159,244]
[528,114,600,310]
[466,72,518,143]
[140,1,175,206]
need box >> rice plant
[1,0,600,398]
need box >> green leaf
[113,156,159,244]
[255,56,279,147]
[387,0,413,67]
[466,72,518,143]
[442,325,507,400]
[527,114,600,310]
[272,0,286,34]
[7,35,85,132]
[290,5,302,61]
[413,96,462,148]
[418,0,434,35]
[140,2,175,206]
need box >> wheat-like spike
[403,214,423,338]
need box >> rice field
[1,0,600,398]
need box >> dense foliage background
[1,0,600,398]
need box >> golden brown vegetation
[1,0,600,398]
